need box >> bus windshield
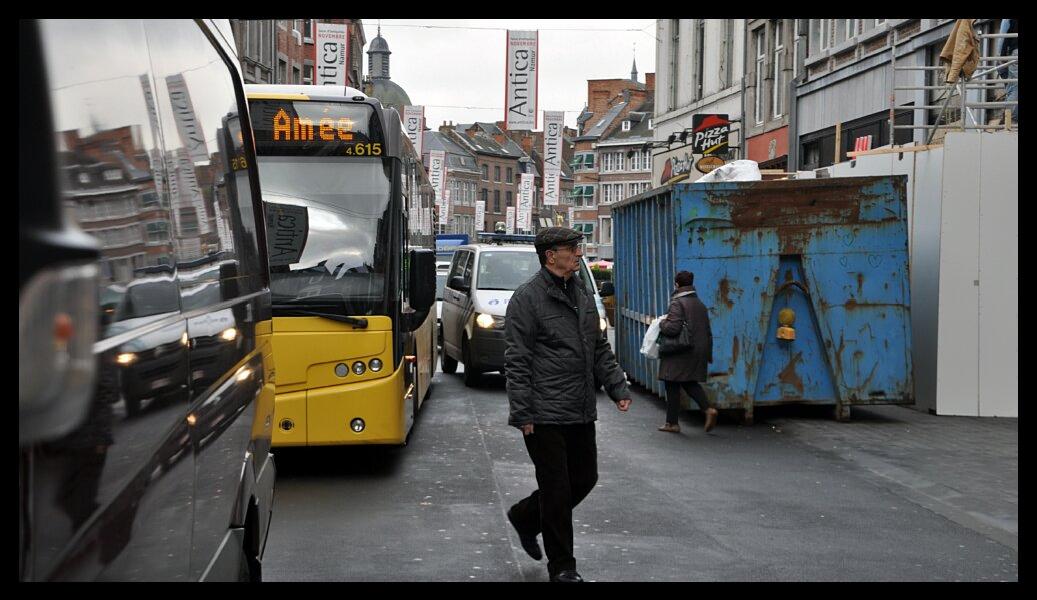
[258,156,393,316]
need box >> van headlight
[476,313,497,329]
[599,317,608,332]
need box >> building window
[140,190,160,208]
[755,28,766,125]
[481,188,488,206]
[506,190,512,206]
[278,58,287,84]
[481,164,489,180]
[494,165,501,182]
[669,19,680,111]
[773,21,785,119]
[622,120,631,132]
[506,167,513,183]
[303,64,313,84]
[573,222,595,241]
[293,65,301,84]
[494,190,501,212]
[303,19,313,42]
[695,19,706,100]
[648,119,654,129]
[810,19,830,55]
[145,221,170,245]
[599,217,612,245]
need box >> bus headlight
[369,358,383,372]
[352,361,366,376]
[116,352,138,365]
[476,313,496,329]
[599,317,608,332]
[220,327,238,341]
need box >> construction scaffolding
[890,20,1017,144]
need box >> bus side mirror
[599,281,615,297]
[409,248,436,313]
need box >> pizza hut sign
[691,114,731,155]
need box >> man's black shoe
[550,570,584,582]
[506,507,542,560]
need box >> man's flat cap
[534,227,584,251]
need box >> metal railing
[889,25,1017,143]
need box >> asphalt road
[262,362,1018,582]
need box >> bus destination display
[250,100,384,157]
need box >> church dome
[366,78,412,113]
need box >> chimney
[645,73,655,92]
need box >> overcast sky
[365,19,658,132]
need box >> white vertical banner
[567,206,574,227]
[506,207,516,234]
[475,200,486,231]
[315,22,348,86]
[542,110,564,206]
[423,207,432,236]
[166,74,209,163]
[403,105,424,154]
[505,30,538,131]
[517,173,534,231]
[429,150,446,220]
[443,189,452,223]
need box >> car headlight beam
[476,313,496,329]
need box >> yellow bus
[245,84,438,446]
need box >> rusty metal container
[613,176,913,423]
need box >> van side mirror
[409,248,436,313]
[599,281,615,297]
[449,276,468,292]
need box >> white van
[439,242,607,386]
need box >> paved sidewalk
[757,403,1018,551]
[609,326,1018,552]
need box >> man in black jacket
[504,227,631,583]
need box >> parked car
[439,242,607,385]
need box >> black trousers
[509,423,597,576]
[663,380,712,425]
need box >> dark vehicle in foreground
[20,19,276,581]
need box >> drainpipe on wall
[788,19,806,171]
[739,19,747,160]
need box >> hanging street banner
[429,150,446,206]
[443,189,451,223]
[166,74,209,163]
[423,207,432,236]
[542,110,564,205]
[475,200,486,231]
[505,30,538,131]
[403,105,424,154]
[315,22,348,86]
[691,113,731,155]
[517,173,534,231]
[567,206,574,227]
[506,206,516,234]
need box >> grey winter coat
[657,285,713,382]
[505,268,630,427]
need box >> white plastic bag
[694,159,762,183]
[640,316,664,359]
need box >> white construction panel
[977,133,1018,417]
[910,146,945,414]
[936,134,981,416]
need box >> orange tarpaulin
[940,19,980,83]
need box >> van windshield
[476,252,541,291]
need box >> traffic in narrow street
[263,361,1018,582]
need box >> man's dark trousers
[509,422,597,577]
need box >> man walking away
[504,227,632,582]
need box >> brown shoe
[658,423,681,433]
[704,408,718,432]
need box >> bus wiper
[271,305,369,328]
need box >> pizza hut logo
[691,114,731,155]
